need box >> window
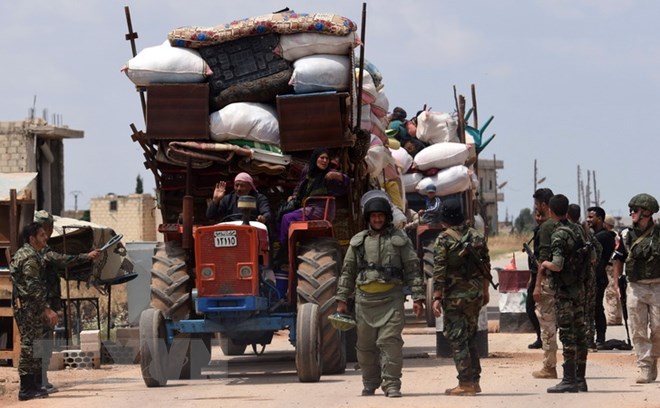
[110,200,117,211]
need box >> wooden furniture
[0,271,20,367]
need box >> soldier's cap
[604,214,616,228]
[328,312,357,332]
[34,210,53,224]
[424,184,436,193]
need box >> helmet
[328,312,356,331]
[363,197,392,224]
[628,193,659,213]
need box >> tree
[135,174,144,194]
[514,208,535,233]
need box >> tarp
[0,172,37,201]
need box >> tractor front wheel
[295,303,321,382]
[139,308,168,387]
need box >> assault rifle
[459,241,499,290]
[618,274,632,346]
[522,242,540,269]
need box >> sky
[1,0,658,222]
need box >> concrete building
[90,193,159,242]
[0,118,84,215]
[477,157,504,235]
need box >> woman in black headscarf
[276,147,349,264]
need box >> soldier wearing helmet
[336,195,425,398]
[613,193,660,384]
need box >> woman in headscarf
[275,147,349,265]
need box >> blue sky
[1,0,657,221]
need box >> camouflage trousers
[605,264,623,325]
[627,280,660,369]
[355,290,406,392]
[556,294,588,364]
[15,307,45,377]
[535,275,557,369]
[443,295,482,383]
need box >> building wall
[90,194,157,242]
[476,159,504,235]
[0,121,36,174]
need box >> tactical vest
[626,223,660,282]
[440,227,482,280]
[350,229,406,287]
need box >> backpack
[554,224,591,287]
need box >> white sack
[389,146,413,173]
[402,172,424,192]
[276,32,357,61]
[123,41,211,86]
[371,89,389,118]
[209,102,279,144]
[289,54,350,94]
[416,165,471,196]
[414,142,469,171]
[416,111,459,144]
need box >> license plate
[214,230,237,247]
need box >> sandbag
[274,32,357,61]
[389,146,413,173]
[289,54,351,94]
[402,172,423,193]
[413,142,469,171]
[209,102,279,145]
[169,11,358,48]
[416,111,459,144]
[122,41,212,86]
[416,165,471,196]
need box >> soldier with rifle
[431,198,491,396]
[613,193,660,384]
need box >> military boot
[18,375,48,401]
[576,363,588,392]
[547,362,578,393]
[445,382,477,396]
[636,366,653,384]
[532,366,557,379]
[34,374,58,394]
[473,380,482,393]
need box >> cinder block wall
[90,194,157,241]
[0,121,37,173]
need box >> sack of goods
[209,102,280,145]
[413,142,469,171]
[416,111,459,144]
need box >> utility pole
[70,190,82,212]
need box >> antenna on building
[70,190,82,212]
[28,95,37,120]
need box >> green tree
[135,174,144,194]
[514,208,535,233]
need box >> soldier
[10,222,54,401]
[33,210,100,393]
[612,193,660,384]
[531,188,559,379]
[525,210,545,350]
[542,194,589,393]
[586,206,616,347]
[336,196,425,398]
[603,215,623,325]
[431,198,491,396]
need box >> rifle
[618,274,632,346]
[459,241,499,290]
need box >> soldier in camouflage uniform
[33,210,100,392]
[431,198,491,396]
[612,193,660,384]
[531,188,559,379]
[10,222,56,401]
[541,194,588,393]
[336,196,424,398]
[603,215,623,325]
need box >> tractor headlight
[200,266,214,279]
[239,265,253,278]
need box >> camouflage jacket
[549,220,585,298]
[40,246,93,311]
[621,221,660,282]
[337,226,424,302]
[433,224,491,298]
[10,243,48,311]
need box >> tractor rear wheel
[150,241,191,321]
[139,308,168,387]
[295,303,321,382]
[296,238,345,375]
[423,241,436,327]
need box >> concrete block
[79,329,101,344]
[80,341,101,353]
[48,351,64,371]
[62,349,101,369]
